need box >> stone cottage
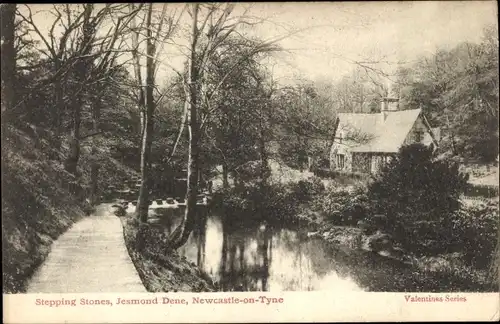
[330,96,440,174]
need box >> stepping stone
[156,199,163,205]
[166,198,175,204]
[197,197,209,205]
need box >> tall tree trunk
[259,135,269,183]
[65,100,82,178]
[136,4,155,222]
[222,162,229,189]
[89,94,101,205]
[169,3,200,249]
[50,73,64,160]
[64,5,93,180]
[136,110,154,221]
[65,76,82,176]
[259,108,269,191]
[1,4,16,114]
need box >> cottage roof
[336,108,424,153]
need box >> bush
[313,168,366,180]
[289,177,325,202]
[451,202,499,269]
[213,177,326,225]
[312,186,371,226]
[212,185,258,213]
[365,144,471,255]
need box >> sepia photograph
[1,1,499,322]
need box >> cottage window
[414,130,424,143]
[336,154,345,169]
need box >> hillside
[1,123,137,293]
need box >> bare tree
[64,4,94,178]
[1,4,16,115]
[167,3,202,248]
[17,5,86,152]
[90,6,143,203]
[167,3,282,249]
[129,3,180,222]
[16,4,141,170]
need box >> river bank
[295,206,498,292]
[210,175,498,292]
[119,211,216,293]
[112,195,497,293]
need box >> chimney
[381,80,399,119]
[381,97,399,112]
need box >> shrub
[289,176,325,203]
[365,144,471,255]
[451,202,499,269]
[212,185,258,214]
[314,168,365,179]
[213,177,326,224]
[312,186,371,226]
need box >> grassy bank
[2,124,138,293]
[298,198,499,292]
[119,213,216,292]
[2,125,91,293]
[308,217,496,290]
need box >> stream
[132,204,426,292]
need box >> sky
[246,1,498,84]
[20,2,498,86]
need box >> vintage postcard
[2,1,499,323]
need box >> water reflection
[153,207,363,292]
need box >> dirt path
[27,203,146,293]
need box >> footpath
[27,203,146,293]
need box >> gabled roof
[336,109,424,153]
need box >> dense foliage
[370,144,469,216]
[395,25,499,162]
[308,144,498,284]
[312,186,370,226]
[451,202,499,269]
[214,175,325,225]
[364,144,472,254]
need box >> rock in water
[306,231,320,238]
[367,231,392,252]
[112,205,126,216]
